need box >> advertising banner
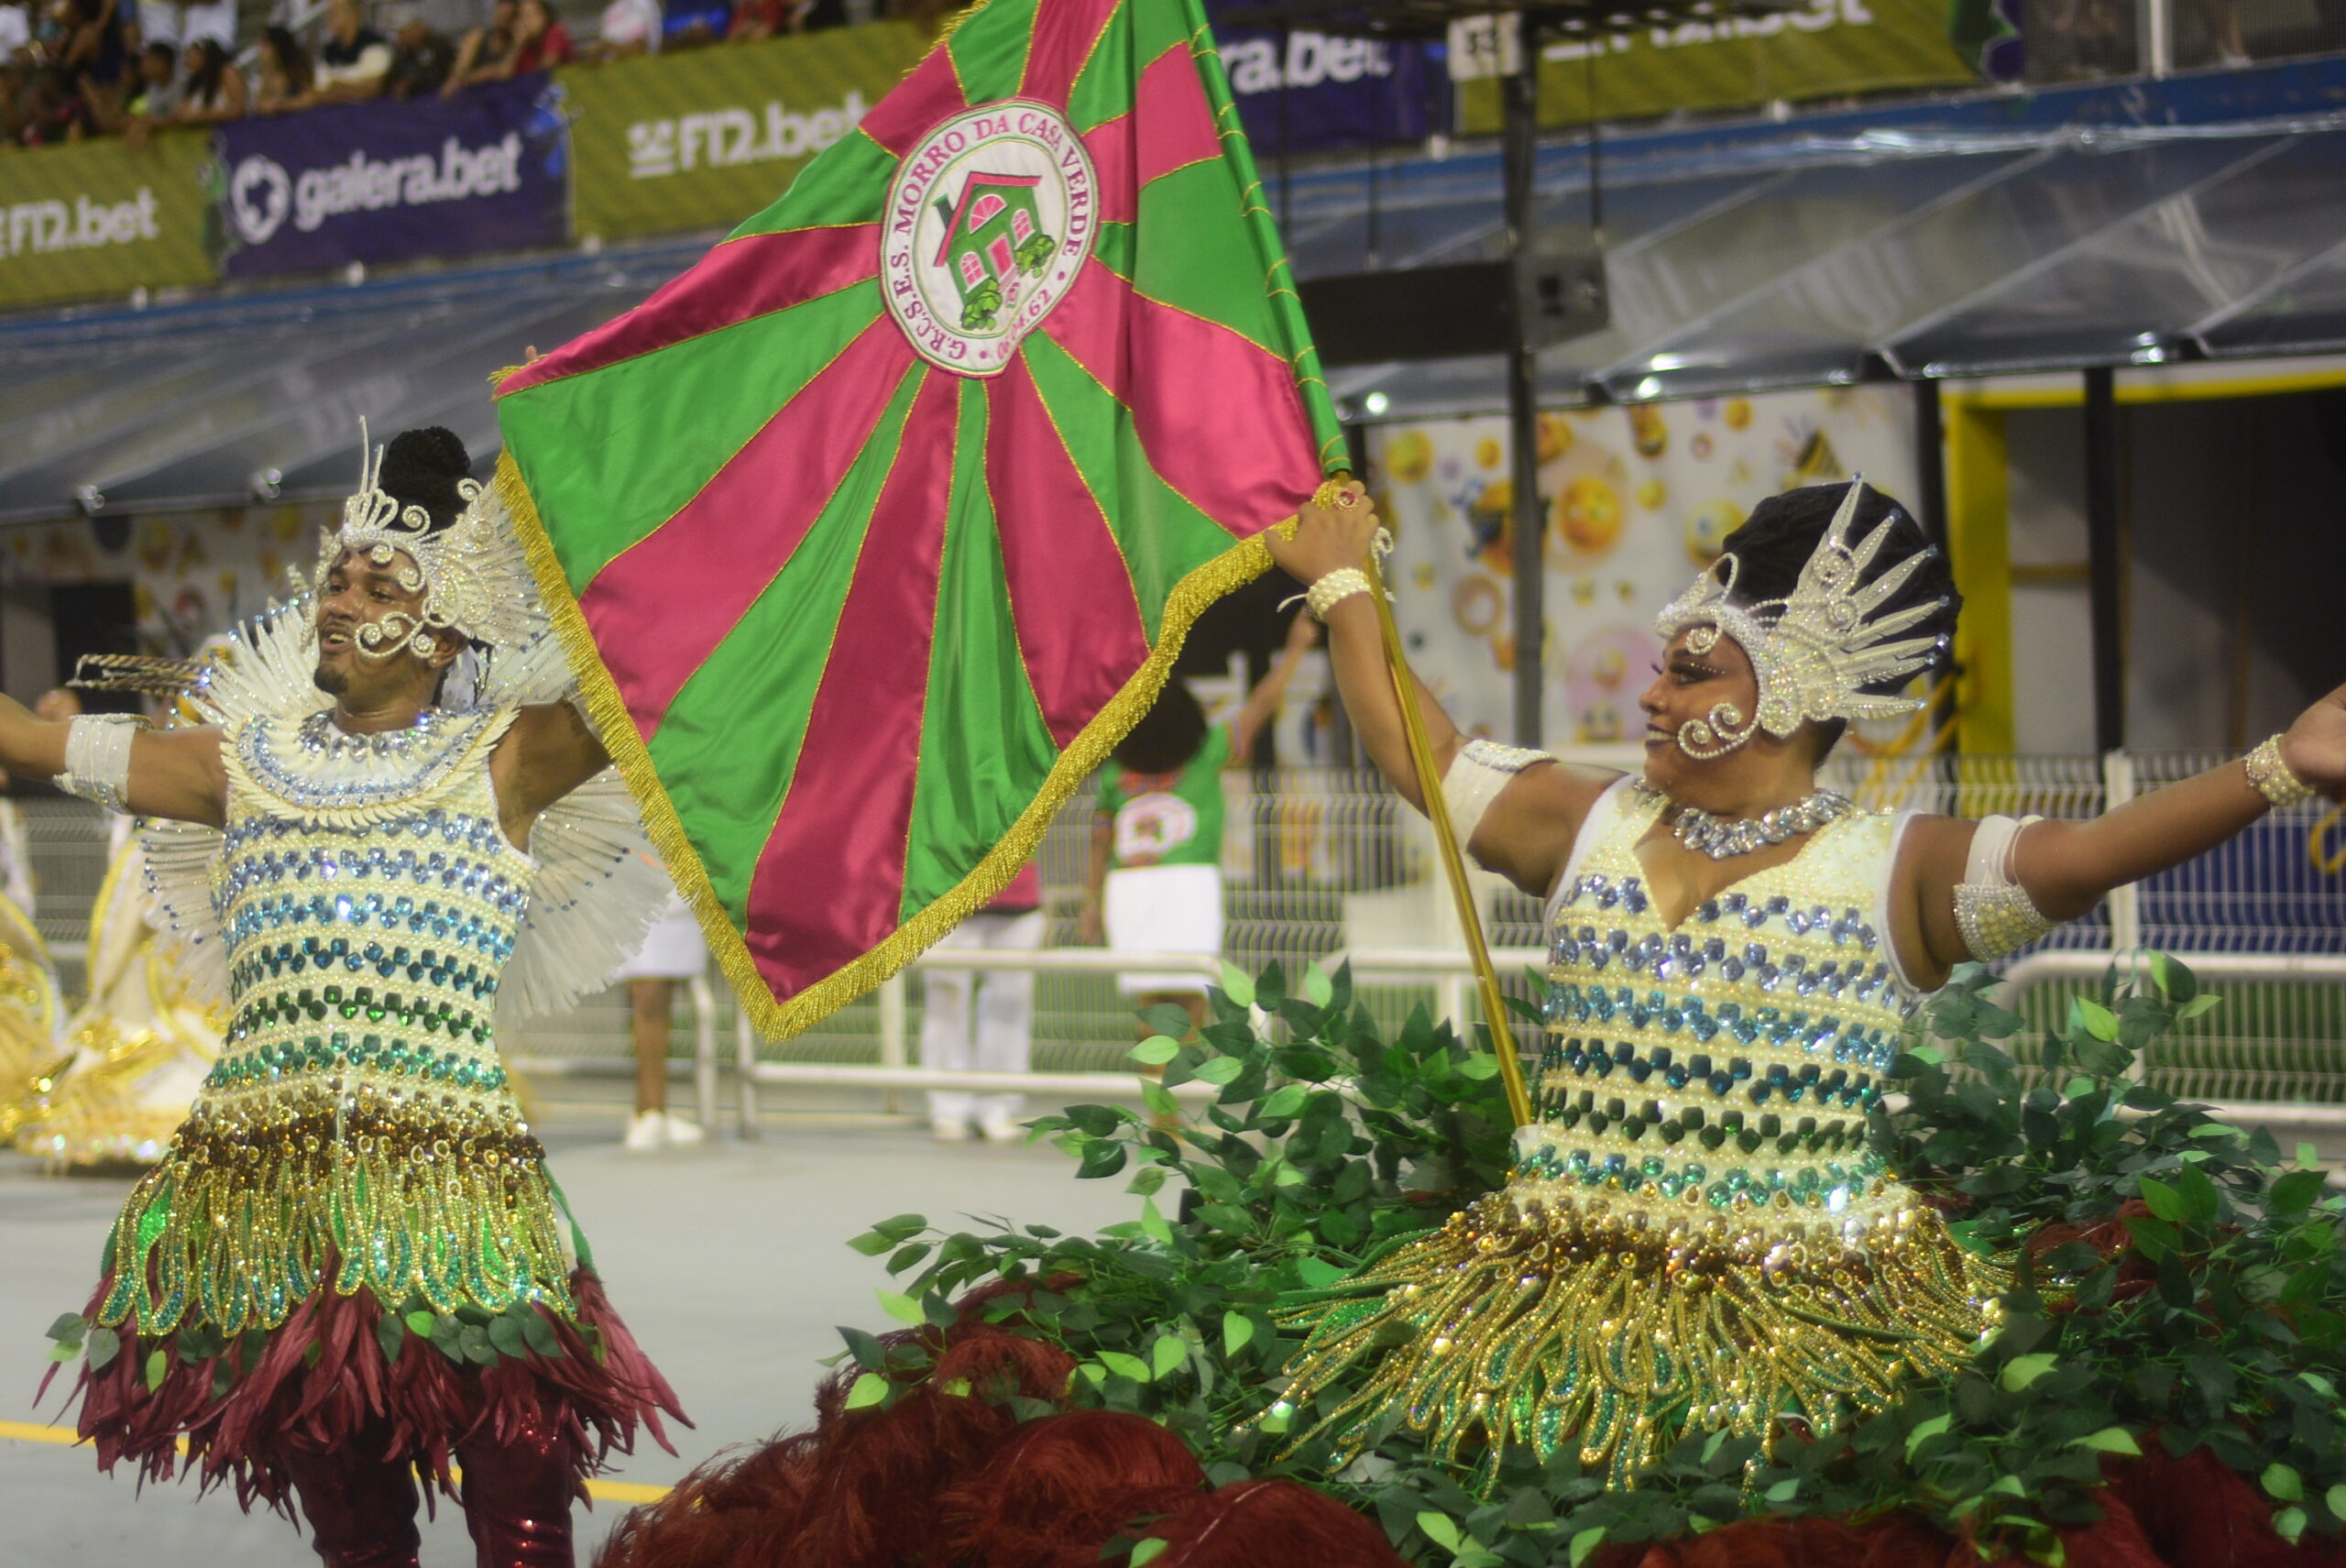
[1367,387,1918,747]
[564,23,927,242]
[1208,17,1441,155]
[0,129,215,310]
[1455,0,1975,130]
[216,74,565,277]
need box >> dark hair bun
[378,426,472,532]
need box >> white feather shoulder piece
[141,594,670,1024]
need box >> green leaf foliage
[815,958,2346,1563]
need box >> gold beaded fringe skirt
[1277,1179,2006,1488]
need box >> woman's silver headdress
[1651,477,1949,759]
[314,422,537,661]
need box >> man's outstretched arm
[0,696,228,827]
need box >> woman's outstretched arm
[1264,485,1617,898]
[1900,684,2346,980]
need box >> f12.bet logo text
[1,191,161,258]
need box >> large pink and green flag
[494,0,1344,1037]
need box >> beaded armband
[1306,568,1375,621]
[1953,813,2053,961]
[1442,739,1551,857]
[55,713,149,812]
[2245,734,2317,808]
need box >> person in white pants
[921,864,1042,1143]
[616,889,707,1151]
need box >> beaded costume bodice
[1520,778,1914,1243]
[205,706,533,1118]
[100,702,579,1338]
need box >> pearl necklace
[1667,788,1856,861]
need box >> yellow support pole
[1360,551,1536,1130]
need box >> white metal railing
[722,946,1550,1135]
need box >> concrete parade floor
[0,1112,1140,1568]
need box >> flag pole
[1354,541,1536,1131]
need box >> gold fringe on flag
[492,446,1308,1042]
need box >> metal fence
[8,748,2341,1119]
[2024,0,2346,82]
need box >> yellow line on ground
[0,1419,671,1504]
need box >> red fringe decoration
[1146,1478,1409,1568]
[51,1267,685,1514]
[938,1409,1205,1568]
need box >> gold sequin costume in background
[0,886,61,1140]
[1280,780,2005,1486]
[15,829,224,1169]
[98,703,570,1334]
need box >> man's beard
[313,658,349,696]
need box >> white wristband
[56,713,148,813]
[1441,739,1551,858]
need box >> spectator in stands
[301,0,391,104]
[126,38,176,113]
[660,0,725,47]
[0,0,32,63]
[737,0,844,32]
[135,0,229,51]
[447,0,562,86]
[248,22,309,111]
[723,0,782,40]
[590,0,659,58]
[171,32,239,117]
[383,2,454,96]
[440,0,509,92]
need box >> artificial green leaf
[405,1310,436,1337]
[1097,1350,1153,1383]
[376,1312,406,1365]
[1150,1334,1185,1378]
[1139,1197,1173,1245]
[1303,966,1333,1008]
[85,1326,120,1372]
[1131,1035,1182,1066]
[1130,1540,1168,1566]
[1258,1084,1309,1119]
[44,1313,84,1343]
[2264,1462,2305,1502]
[875,1290,925,1325]
[1905,1412,1952,1459]
[2139,1176,2184,1222]
[520,1310,562,1358]
[844,1373,889,1409]
[2072,996,2120,1041]
[1218,963,1256,1007]
[1569,1526,1607,1566]
[1416,1512,1464,1552]
[1191,1057,1244,1086]
[2072,1428,2142,1454]
[2001,1353,2058,1392]
[2178,993,2223,1020]
[1223,1314,1255,1356]
[488,1316,526,1358]
[2327,1484,2346,1522]
[2275,1508,2308,1544]
[144,1348,168,1392]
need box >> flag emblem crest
[882,102,1097,375]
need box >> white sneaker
[930,1117,971,1142]
[623,1111,668,1152]
[977,1112,1024,1144]
[663,1113,706,1146]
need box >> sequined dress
[58,699,682,1505]
[1280,778,2005,1487]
